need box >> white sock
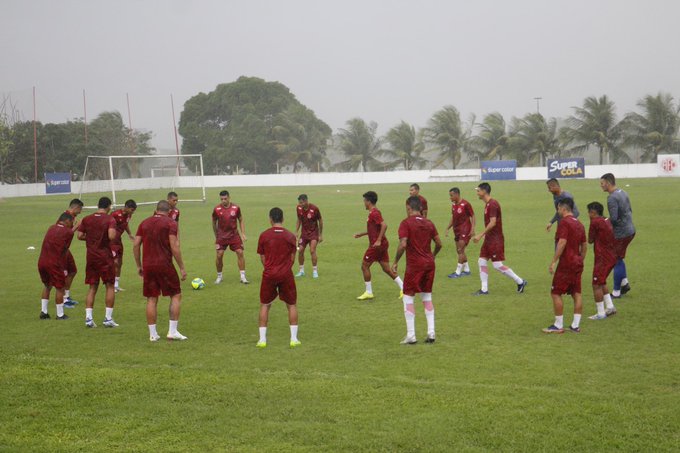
[114,277,120,288]
[622,278,629,286]
[554,315,564,329]
[86,308,93,319]
[604,293,614,310]
[217,272,223,278]
[299,265,304,272]
[64,289,71,299]
[105,307,113,319]
[493,261,523,284]
[148,324,158,337]
[478,258,489,292]
[365,281,373,294]
[41,298,49,314]
[572,314,582,328]
[312,266,318,272]
[259,327,267,343]
[463,262,470,272]
[56,303,64,317]
[455,263,463,275]
[169,320,178,335]
[290,325,298,342]
[240,270,246,280]
[596,302,606,316]
[393,276,403,290]
[612,289,621,297]
[403,296,415,337]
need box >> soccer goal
[79,154,206,208]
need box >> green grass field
[1,178,679,452]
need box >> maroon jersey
[111,209,132,243]
[452,199,474,236]
[483,199,504,245]
[212,204,241,242]
[556,215,586,271]
[366,208,388,246]
[136,214,178,268]
[398,215,439,268]
[39,223,74,268]
[257,226,297,279]
[406,195,428,212]
[589,217,617,265]
[297,204,321,238]
[78,213,116,261]
[169,208,180,223]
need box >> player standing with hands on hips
[295,194,323,279]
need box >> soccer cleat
[312,270,319,279]
[64,299,77,308]
[461,271,471,276]
[400,335,417,345]
[605,307,617,316]
[568,326,581,333]
[150,334,161,342]
[290,340,302,348]
[114,287,125,293]
[214,276,223,284]
[399,290,404,299]
[56,314,69,320]
[588,313,607,320]
[356,292,374,300]
[167,331,188,341]
[621,283,631,295]
[542,324,564,334]
[448,272,463,279]
[85,318,96,328]
[517,280,528,293]
[103,318,119,328]
[295,271,305,278]
[256,341,267,348]
[472,289,489,296]
[240,279,250,285]
[39,312,51,320]
[425,333,436,344]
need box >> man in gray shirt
[546,178,580,232]
[600,173,635,298]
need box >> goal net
[79,154,206,208]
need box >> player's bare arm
[238,215,247,242]
[374,222,387,247]
[353,231,367,239]
[77,230,86,241]
[318,218,324,243]
[170,234,187,280]
[549,238,567,274]
[433,235,443,257]
[473,217,496,243]
[391,237,408,273]
[470,213,476,235]
[108,227,116,242]
[579,240,587,261]
[125,225,134,241]
[132,235,143,276]
[445,217,454,236]
[212,216,219,238]
[260,254,266,267]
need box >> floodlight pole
[534,97,543,114]
[171,94,181,176]
[33,86,38,183]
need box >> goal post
[79,154,206,208]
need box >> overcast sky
[2,0,679,151]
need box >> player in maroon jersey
[586,201,617,320]
[110,199,137,292]
[406,183,428,218]
[212,190,248,284]
[472,183,527,295]
[77,197,118,328]
[38,212,75,320]
[295,194,323,278]
[392,196,442,344]
[167,192,180,223]
[133,200,188,342]
[445,187,476,278]
[543,198,587,334]
[256,207,300,348]
[61,198,84,307]
[353,191,404,300]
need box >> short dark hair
[69,198,84,208]
[546,178,560,186]
[297,194,308,201]
[124,199,137,209]
[449,187,460,194]
[600,173,616,185]
[219,190,229,197]
[363,191,378,205]
[98,197,112,209]
[410,183,420,190]
[58,212,74,223]
[587,201,604,216]
[477,182,491,194]
[167,191,178,199]
[407,195,422,212]
[269,207,283,223]
[558,198,574,212]
[156,200,170,212]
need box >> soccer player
[295,194,323,278]
[77,197,117,328]
[110,199,137,292]
[472,183,527,295]
[543,199,587,333]
[392,196,442,345]
[61,198,84,308]
[38,212,75,320]
[212,190,249,284]
[133,200,188,342]
[445,187,475,278]
[167,191,180,223]
[600,173,635,298]
[353,191,404,300]
[406,183,428,218]
[586,202,617,320]
[256,207,300,348]
[545,178,580,233]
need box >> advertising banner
[481,160,517,180]
[657,154,680,177]
[547,158,585,179]
[45,172,72,194]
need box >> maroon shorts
[38,263,67,289]
[85,257,116,285]
[66,251,77,275]
[592,258,616,285]
[260,272,297,305]
[363,245,389,264]
[298,235,319,248]
[216,237,243,252]
[614,234,635,259]
[143,265,181,298]
[551,266,583,295]
[403,265,435,296]
[454,231,472,246]
[480,240,505,262]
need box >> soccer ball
[191,278,206,290]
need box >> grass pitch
[1,178,679,452]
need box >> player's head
[156,200,171,213]
[406,195,422,214]
[363,191,378,209]
[98,197,112,211]
[557,198,574,217]
[123,199,137,214]
[449,187,461,202]
[600,173,616,192]
[68,198,84,215]
[219,190,230,206]
[587,201,604,219]
[269,207,284,225]
[58,211,74,228]
[297,194,309,208]
[546,178,561,194]
[167,191,178,207]
[476,182,491,199]
[409,183,420,196]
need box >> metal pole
[108,156,117,207]
[33,86,38,183]
[199,154,206,202]
[171,94,181,176]
[534,97,542,114]
[83,90,88,147]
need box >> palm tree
[623,92,680,162]
[469,112,510,161]
[423,106,473,169]
[510,113,561,166]
[270,106,331,172]
[335,118,384,172]
[383,121,428,170]
[561,95,626,164]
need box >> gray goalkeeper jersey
[607,188,635,239]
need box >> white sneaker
[85,318,96,328]
[588,313,607,320]
[150,334,161,342]
[114,287,125,293]
[214,276,223,284]
[400,335,417,345]
[167,331,188,341]
[312,270,319,279]
[425,332,436,344]
[240,278,250,285]
[103,318,119,328]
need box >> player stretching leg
[38,212,75,320]
[213,190,249,284]
[295,194,323,278]
[472,183,527,295]
[61,198,83,307]
[111,199,137,292]
[354,191,404,300]
[445,187,475,278]
[586,202,617,319]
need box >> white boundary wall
[0,163,665,199]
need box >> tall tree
[335,118,384,172]
[510,113,561,166]
[383,121,428,170]
[423,106,472,169]
[270,104,332,172]
[469,112,510,161]
[623,92,680,162]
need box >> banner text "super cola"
[547,158,585,178]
